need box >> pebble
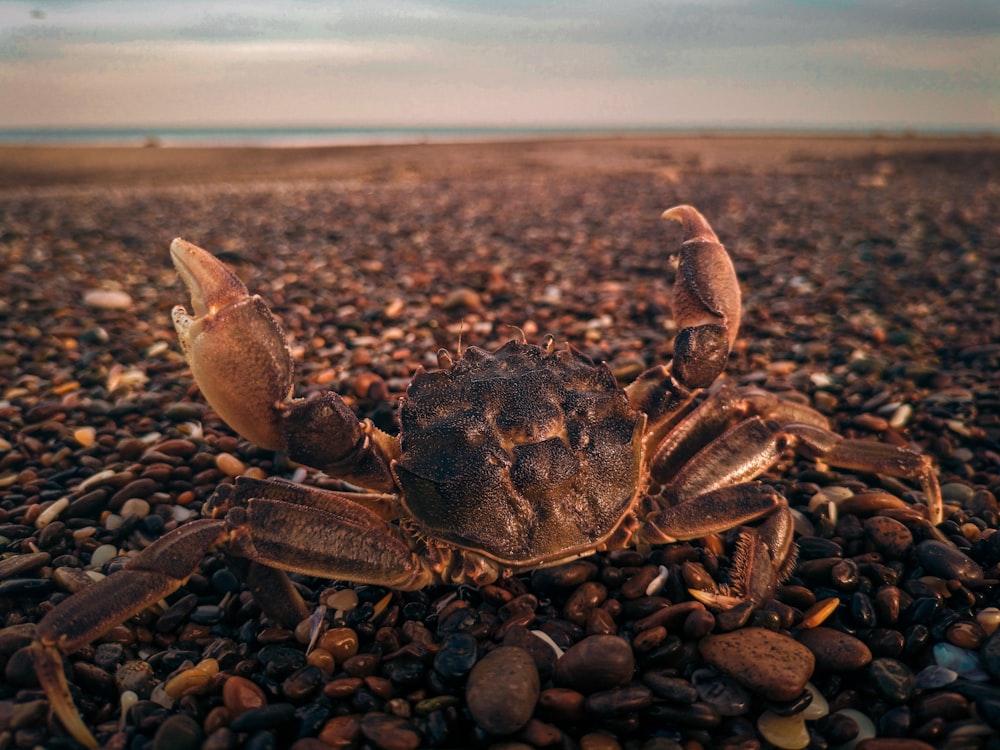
[868,658,914,703]
[915,540,984,585]
[551,635,634,693]
[699,627,815,701]
[796,627,872,672]
[223,675,268,717]
[359,712,421,750]
[83,288,134,309]
[89,543,119,568]
[757,710,809,750]
[228,702,296,732]
[466,647,540,734]
[801,682,829,720]
[152,713,203,750]
[691,668,750,716]
[934,642,989,681]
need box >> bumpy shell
[394,340,645,565]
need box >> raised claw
[170,238,294,450]
[662,205,741,389]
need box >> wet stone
[757,710,809,750]
[552,635,634,693]
[466,646,540,735]
[229,702,296,732]
[699,628,815,702]
[868,658,915,704]
[863,516,913,559]
[584,685,653,717]
[691,668,750,716]
[433,632,479,684]
[643,671,698,703]
[796,627,873,672]
[152,713,204,750]
[359,712,422,750]
[913,664,958,690]
[981,629,1000,679]
[915,540,984,585]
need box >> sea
[0,125,691,148]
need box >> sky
[1,0,997,131]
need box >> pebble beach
[2,135,1000,749]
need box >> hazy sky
[1,0,997,130]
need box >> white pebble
[77,469,116,493]
[757,710,809,750]
[104,514,124,531]
[83,289,133,310]
[172,505,194,522]
[801,682,829,720]
[89,544,119,568]
[120,498,151,519]
[888,403,912,429]
[645,565,670,596]
[35,496,69,528]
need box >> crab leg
[170,239,398,489]
[31,519,229,748]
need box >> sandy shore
[2,135,999,748]
[2,133,998,187]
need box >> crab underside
[29,205,943,748]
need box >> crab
[30,205,942,747]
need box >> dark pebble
[229,702,297,732]
[797,627,873,672]
[466,646,540,734]
[868,658,915,704]
[915,540,984,585]
[584,684,653,717]
[359,712,422,750]
[433,632,479,684]
[152,713,204,750]
[643,671,698,703]
[552,635,634,693]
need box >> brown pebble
[552,635,634,694]
[863,516,913,559]
[318,715,362,747]
[359,712,421,750]
[580,733,623,750]
[796,627,872,672]
[916,540,984,585]
[699,627,814,701]
[563,581,608,625]
[223,675,267,717]
[538,687,587,722]
[856,740,935,750]
[466,646,540,734]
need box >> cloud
[1,0,997,129]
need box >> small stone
[120,498,150,519]
[83,289,133,309]
[216,452,247,477]
[466,647,540,734]
[868,658,914,703]
[757,710,809,750]
[319,627,359,661]
[862,516,913,559]
[915,540,984,585]
[552,635,634,693]
[228,702,296,732]
[223,675,268,717]
[796,627,872,672]
[89,543,119,568]
[359,712,421,750]
[913,665,958,690]
[584,685,653,717]
[691,668,750,716]
[152,713,204,750]
[73,426,97,447]
[801,682,829,720]
[699,627,814,701]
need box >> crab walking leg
[30,519,229,749]
[170,239,397,490]
[225,495,436,590]
[784,423,943,525]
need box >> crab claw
[171,238,293,450]
[662,205,741,389]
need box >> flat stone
[699,627,814,701]
[796,627,872,672]
[466,646,540,734]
